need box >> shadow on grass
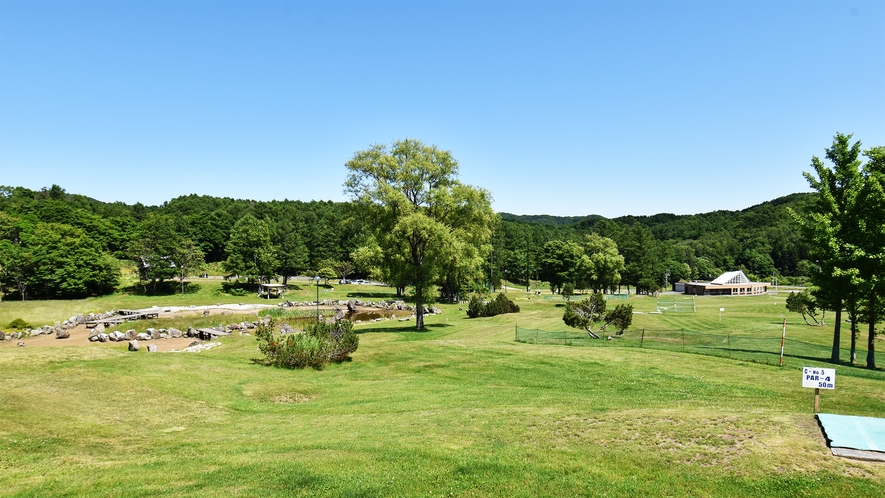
[355,322,453,334]
[346,292,401,299]
[122,281,202,296]
[690,346,885,377]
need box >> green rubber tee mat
[817,414,885,452]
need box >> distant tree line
[489,192,814,296]
[0,182,815,301]
[0,186,366,299]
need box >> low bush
[219,280,252,296]
[467,293,520,318]
[256,318,359,370]
[7,318,32,330]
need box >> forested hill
[498,213,604,226]
[0,184,814,300]
[502,193,813,234]
[490,191,815,292]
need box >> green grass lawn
[1,288,883,496]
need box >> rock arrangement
[2,300,443,344]
[172,341,221,353]
[0,311,120,340]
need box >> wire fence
[514,325,885,374]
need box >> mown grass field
[1,283,883,496]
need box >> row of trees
[0,175,812,301]
[796,133,884,369]
[0,213,119,299]
[0,185,368,298]
[537,235,625,295]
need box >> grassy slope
[1,286,883,497]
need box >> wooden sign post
[802,367,835,413]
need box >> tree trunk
[867,292,877,369]
[831,305,842,363]
[415,302,425,330]
[850,315,857,365]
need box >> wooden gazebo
[257,283,287,299]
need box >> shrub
[467,295,483,318]
[220,280,252,296]
[466,293,520,318]
[7,318,32,330]
[256,318,359,370]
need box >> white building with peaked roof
[682,270,769,296]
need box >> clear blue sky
[1,0,883,217]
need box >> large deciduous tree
[580,233,625,293]
[130,214,179,294]
[538,240,583,294]
[224,214,279,283]
[170,238,205,296]
[344,139,496,330]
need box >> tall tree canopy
[224,214,279,283]
[796,133,883,368]
[344,139,497,330]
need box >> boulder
[136,332,151,341]
[94,323,106,334]
[111,331,125,341]
[124,329,136,340]
[146,344,159,352]
[88,334,100,342]
[187,340,202,348]
[97,333,109,342]
[17,341,25,347]
[149,328,160,340]
[128,340,140,352]
[280,324,295,335]
[168,328,182,338]
[55,329,70,339]
[186,327,197,338]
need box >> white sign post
[802,367,836,412]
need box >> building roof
[711,270,750,285]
